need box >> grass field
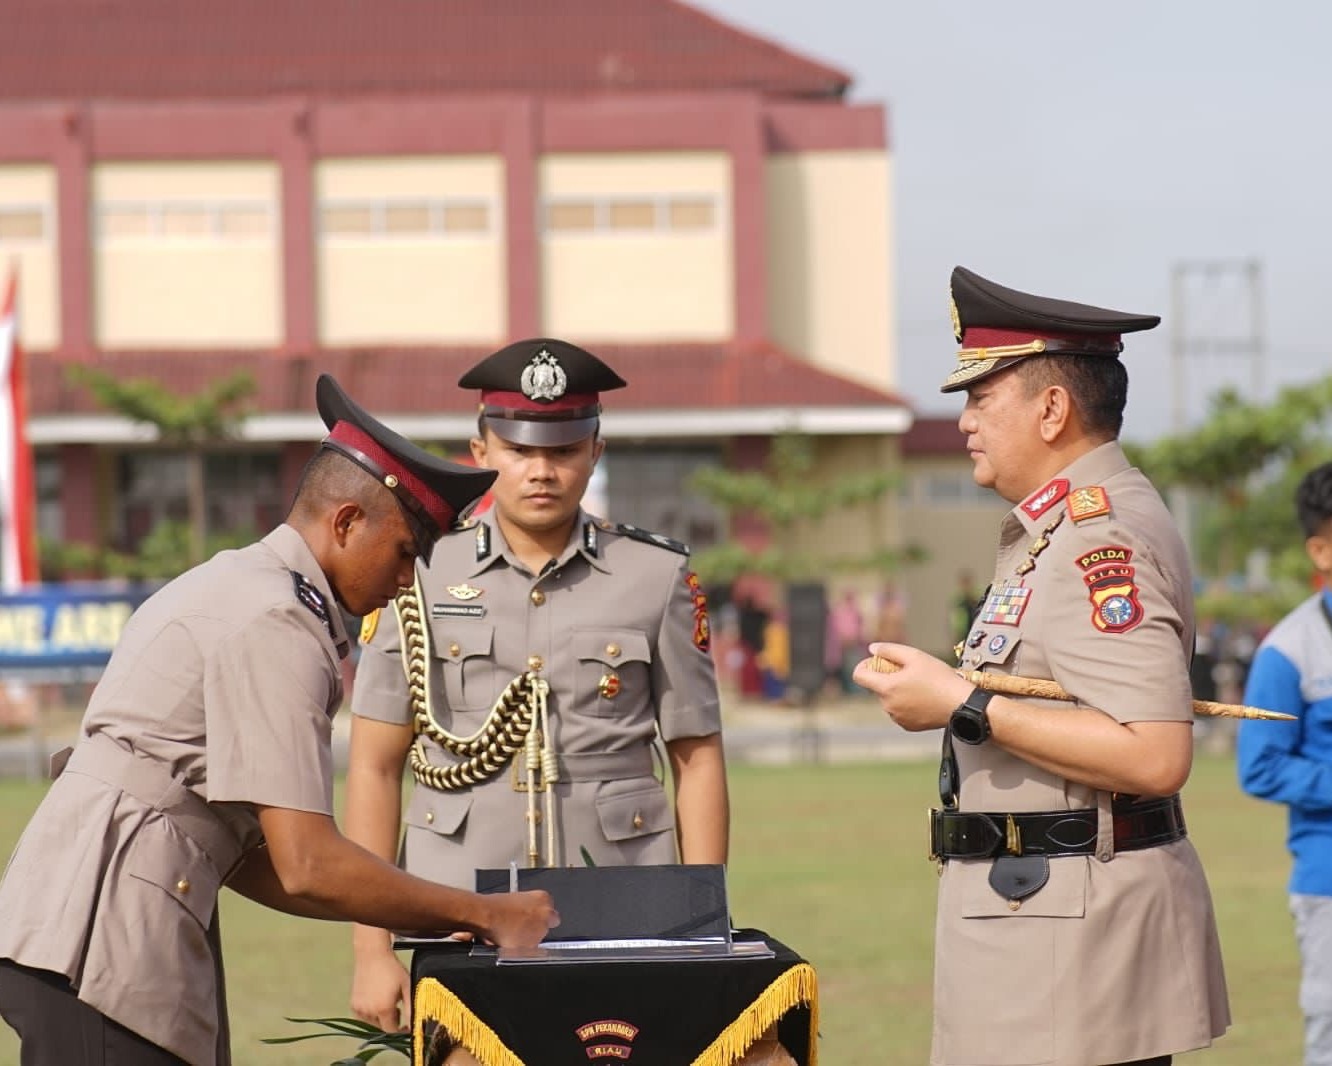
[0,754,1302,1065]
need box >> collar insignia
[520,348,567,403]
[447,583,483,601]
[583,520,599,558]
[1021,478,1070,520]
[475,523,491,561]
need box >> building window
[543,196,719,234]
[35,451,61,543]
[0,206,46,242]
[113,449,283,554]
[320,198,492,238]
[99,201,272,242]
[916,471,998,506]
[603,447,725,549]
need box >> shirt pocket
[572,629,651,718]
[428,619,496,712]
[404,785,473,838]
[593,779,674,842]
[124,819,222,930]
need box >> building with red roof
[0,0,937,647]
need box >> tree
[1126,373,1332,617]
[686,431,921,585]
[64,366,257,571]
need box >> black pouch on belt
[988,854,1049,902]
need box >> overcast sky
[693,0,1331,442]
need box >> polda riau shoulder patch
[610,522,691,556]
[1076,544,1144,633]
[685,570,710,651]
[1067,485,1111,523]
[293,571,335,640]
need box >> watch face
[950,706,988,745]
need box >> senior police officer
[854,267,1230,1066]
[345,338,730,1034]
[0,375,558,1066]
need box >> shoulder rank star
[447,583,483,601]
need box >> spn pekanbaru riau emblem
[520,348,567,402]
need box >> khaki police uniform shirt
[352,511,721,886]
[0,524,347,1066]
[933,442,1230,1066]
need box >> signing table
[409,930,818,1066]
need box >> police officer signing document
[0,375,558,1066]
[345,338,729,1034]
[855,267,1230,1066]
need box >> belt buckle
[1004,813,1023,856]
[927,808,943,870]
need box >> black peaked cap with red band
[941,266,1161,393]
[459,338,626,446]
[316,374,497,563]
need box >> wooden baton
[867,655,1295,721]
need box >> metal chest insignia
[598,672,622,699]
[447,583,483,601]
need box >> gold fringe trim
[413,977,524,1066]
[690,961,819,1066]
[412,963,819,1066]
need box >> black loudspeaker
[785,581,828,703]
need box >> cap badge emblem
[520,348,568,403]
[447,583,483,601]
[949,288,963,343]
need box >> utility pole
[1168,259,1266,565]
[1169,259,1265,432]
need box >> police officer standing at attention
[854,267,1230,1066]
[346,338,730,1033]
[0,375,558,1066]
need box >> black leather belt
[929,794,1186,861]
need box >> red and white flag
[0,270,38,592]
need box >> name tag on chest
[432,604,487,619]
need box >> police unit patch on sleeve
[685,570,710,651]
[1068,485,1111,523]
[293,571,335,640]
[1075,544,1143,633]
[359,608,380,644]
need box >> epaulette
[292,571,335,640]
[1067,485,1112,524]
[603,520,690,556]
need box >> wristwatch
[949,687,995,745]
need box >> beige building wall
[93,162,282,347]
[898,454,1010,658]
[316,156,505,345]
[766,151,893,390]
[539,152,732,340]
[0,165,59,350]
[778,433,907,610]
